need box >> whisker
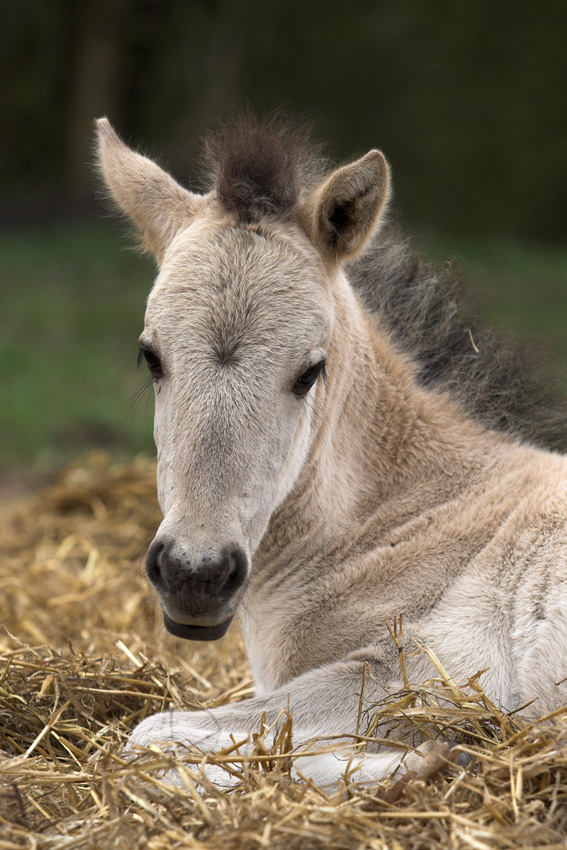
[122,376,154,435]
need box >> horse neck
[259,270,503,561]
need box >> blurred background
[1,0,567,481]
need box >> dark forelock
[204,113,323,223]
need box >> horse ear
[96,118,202,263]
[302,150,390,261]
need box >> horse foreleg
[127,657,417,789]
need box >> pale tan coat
[97,119,567,787]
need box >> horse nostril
[219,546,248,599]
[146,540,165,589]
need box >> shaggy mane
[204,113,323,222]
[350,228,567,450]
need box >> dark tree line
[2,0,566,239]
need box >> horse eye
[292,360,326,398]
[138,346,163,379]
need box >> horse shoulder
[419,445,567,709]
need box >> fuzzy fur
[97,114,567,790]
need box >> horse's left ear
[301,150,390,261]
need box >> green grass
[1,223,567,472]
[0,223,156,470]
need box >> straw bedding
[1,453,567,849]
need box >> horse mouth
[162,612,234,641]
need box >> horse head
[97,116,389,640]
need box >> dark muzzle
[145,538,248,641]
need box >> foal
[97,116,567,787]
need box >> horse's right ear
[301,150,390,262]
[95,118,203,263]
